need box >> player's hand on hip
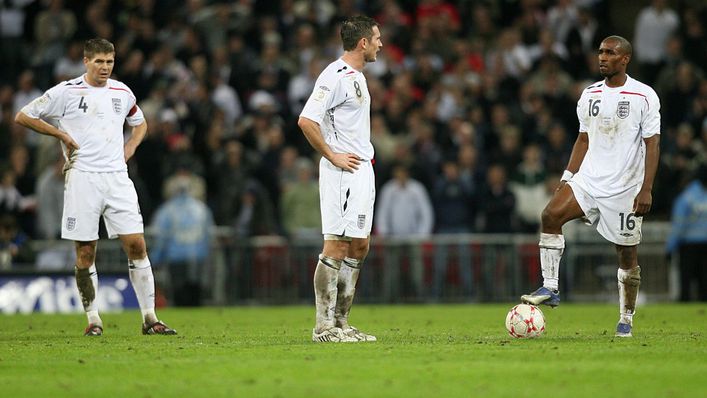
[633,189,652,216]
[60,132,79,156]
[330,153,362,172]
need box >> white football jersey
[574,75,660,197]
[22,75,145,172]
[300,58,374,160]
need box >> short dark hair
[604,35,633,57]
[340,15,378,51]
[84,38,115,59]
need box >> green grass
[1,304,705,398]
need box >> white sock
[76,264,102,326]
[314,254,341,333]
[539,233,564,291]
[618,266,641,324]
[129,257,158,324]
[335,257,361,329]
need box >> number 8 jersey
[575,75,660,196]
[22,75,145,172]
[300,58,374,161]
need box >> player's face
[363,26,383,63]
[84,52,115,86]
[597,40,628,78]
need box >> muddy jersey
[22,75,145,172]
[574,75,660,197]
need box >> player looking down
[16,38,176,336]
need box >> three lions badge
[617,101,630,119]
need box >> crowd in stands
[0,0,706,266]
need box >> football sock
[128,257,158,324]
[618,266,641,324]
[335,257,361,329]
[76,264,102,326]
[314,254,341,333]
[539,233,564,291]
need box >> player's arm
[124,120,147,162]
[559,132,589,185]
[14,111,79,153]
[297,116,361,172]
[633,135,660,216]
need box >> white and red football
[505,304,546,338]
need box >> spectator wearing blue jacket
[666,164,707,301]
[151,175,214,306]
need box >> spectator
[376,163,434,300]
[0,214,33,269]
[510,144,547,233]
[480,164,516,233]
[633,0,679,84]
[233,180,278,237]
[151,173,214,306]
[431,159,475,300]
[665,164,707,301]
[280,157,320,239]
[54,40,85,83]
[35,155,64,239]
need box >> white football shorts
[319,157,375,239]
[567,176,642,246]
[62,169,144,240]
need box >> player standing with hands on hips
[298,16,382,342]
[521,36,660,337]
[16,38,176,336]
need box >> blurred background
[0,0,705,311]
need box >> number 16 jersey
[574,75,660,197]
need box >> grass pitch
[1,304,704,398]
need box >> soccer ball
[505,304,545,338]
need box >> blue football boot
[521,287,561,308]
[615,321,632,337]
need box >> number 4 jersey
[574,75,660,197]
[22,75,145,172]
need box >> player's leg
[74,240,102,336]
[334,236,376,341]
[119,233,177,335]
[61,170,103,335]
[312,237,355,342]
[103,171,175,334]
[522,183,585,307]
[615,244,640,337]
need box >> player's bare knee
[322,240,348,260]
[616,245,638,269]
[348,241,369,260]
[541,207,563,229]
[75,242,96,268]
[124,238,147,259]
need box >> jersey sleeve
[640,89,661,138]
[576,90,589,133]
[126,104,145,126]
[124,85,145,126]
[21,84,66,120]
[299,72,344,123]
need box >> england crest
[112,98,122,114]
[66,217,76,231]
[617,100,630,119]
[357,214,366,229]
